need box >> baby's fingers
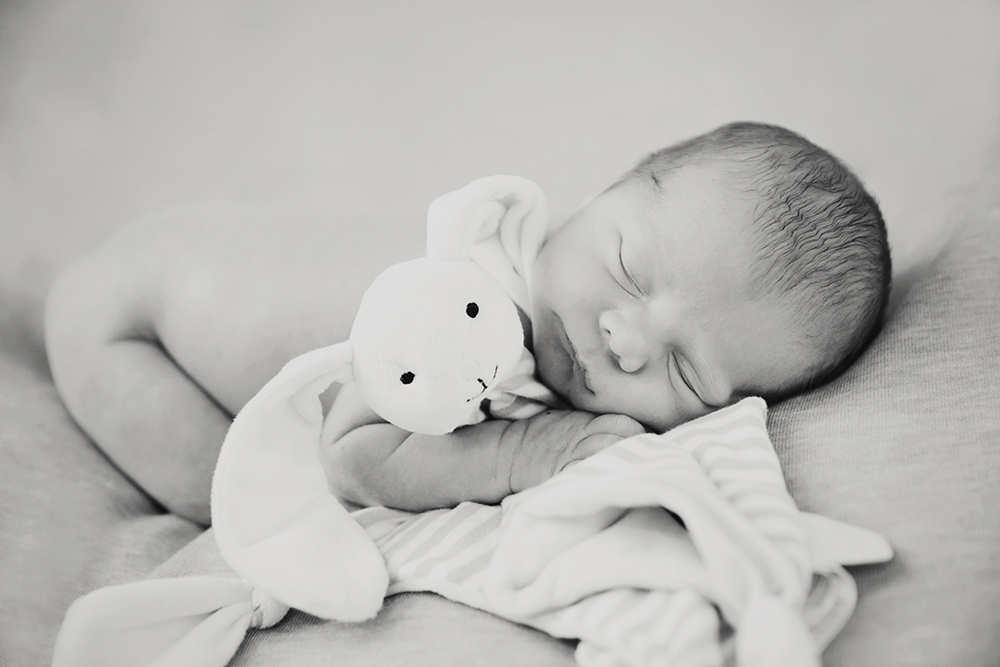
[561,424,645,472]
[585,413,646,439]
[572,433,627,461]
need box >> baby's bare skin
[47,199,643,525]
[46,200,426,524]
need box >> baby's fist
[503,410,645,493]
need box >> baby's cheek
[649,400,717,434]
[535,340,573,397]
[596,381,683,434]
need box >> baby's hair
[627,121,891,398]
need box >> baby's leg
[45,201,423,525]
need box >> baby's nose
[599,310,647,373]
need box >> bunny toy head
[211,176,553,621]
[349,256,524,434]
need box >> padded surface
[770,148,1000,665]
[0,282,203,665]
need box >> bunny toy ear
[211,341,389,621]
[426,175,551,314]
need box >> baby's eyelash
[672,354,690,389]
[618,242,642,296]
[672,354,702,402]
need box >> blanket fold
[483,398,818,667]
[52,576,287,667]
[210,341,390,621]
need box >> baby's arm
[321,384,645,512]
[45,217,232,527]
[45,202,427,526]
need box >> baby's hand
[501,410,646,493]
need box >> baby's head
[528,121,891,432]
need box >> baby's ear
[425,175,550,313]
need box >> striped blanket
[52,395,870,667]
[348,397,852,667]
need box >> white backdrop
[1,0,998,286]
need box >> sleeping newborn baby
[321,121,891,512]
[45,121,890,525]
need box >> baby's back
[47,200,425,413]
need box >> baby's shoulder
[65,199,426,406]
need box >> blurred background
[1,0,999,292]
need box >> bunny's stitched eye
[466,302,479,318]
[400,372,415,385]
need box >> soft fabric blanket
[55,398,891,667]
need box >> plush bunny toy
[212,262,534,619]
[211,176,553,621]
[341,257,525,435]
